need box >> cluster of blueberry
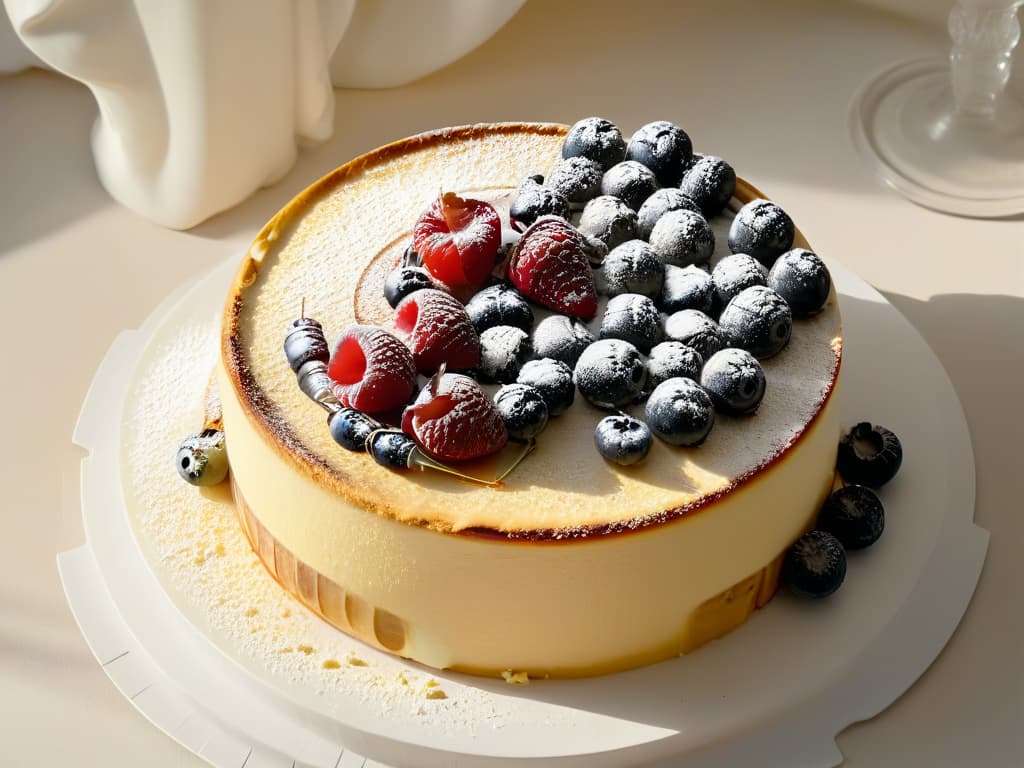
[492,117,833,464]
[783,422,903,598]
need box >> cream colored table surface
[1,1,1021,765]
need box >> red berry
[327,326,417,414]
[402,372,508,462]
[394,288,481,373]
[413,192,501,297]
[508,216,598,319]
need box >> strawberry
[327,325,417,414]
[412,192,501,299]
[507,216,598,319]
[402,370,508,462]
[394,288,481,373]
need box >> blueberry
[728,199,795,266]
[477,325,532,383]
[176,430,228,486]
[663,309,728,359]
[283,317,330,372]
[367,430,416,469]
[580,231,610,266]
[837,422,903,487]
[464,283,534,334]
[562,117,626,171]
[602,240,665,299]
[661,264,714,314]
[649,209,715,267]
[818,485,885,550]
[699,348,766,415]
[547,156,604,208]
[594,414,652,466]
[625,121,694,187]
[599,293,664,354]
[646,341,703,388]
[718,286,792,359]
[516,358,576,416]
[328,407,384,452]
[782,530,846,598]
[494,383,549,440]
[530,315,594,368]
[383,265,433,309]
[510,175,570,231]
[710,253,768,309]
[679,155,736,217]
[578,195,638,250]
[574,339,647,409]
[644,377,715,446]
[768,248,832,317]
[637,188,701,240]
[601,161,660,212]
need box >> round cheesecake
[219,123,842,678]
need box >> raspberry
[394,288,480,374]
[507,216,598,319]
[327,326,417,414]
[413,192,501,298]
[401,372,508,462]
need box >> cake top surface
[222,123,841,538]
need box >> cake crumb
[424,688,448,700]
[281,608,292,618]
[501,670,530,685]
[245,607,259,617]
[396,672,410,686]
[297,644,315,655]
[280,647,293,653]
[214,543,226,556]
[322,659,341,669]
[347,655,368,667]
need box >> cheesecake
[218,123,842,678]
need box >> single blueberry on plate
[602,240,665,299]
[718,285,793,359]
[547,156,604,208]
[646,341,703,389]
[477,325,532,383]
[663,309,729,360]
[578,195,639,250]
[465,283,534,334]
[782,530,846,598]
[601,161,660,211]
[599,293,664,354]
[531,315,594,368]
[837,422,903,487]
[637,188,701,240]
[710,253,768,309]
[728,198,795,266]
[648,208,715,267]
[595,414,653,465]
[562,117,627,171]
[574,339,647,409]
[699,347,766,415]
[768,248,832,317]
[661,264,714,314]
[494,383,549,440]
[625,120,694,187]
[510,175,570,231]
[818,485,885,550]
[679,154,736,217]
[644,377,715,446]
[176,430,228,486]
[517,358,576,416]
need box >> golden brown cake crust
[221,123,842,541]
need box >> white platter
[60,256,987,767]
